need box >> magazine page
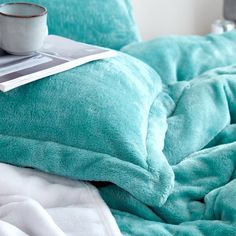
[0,51,67,85]
[40,35,110,61]
[0,35,116,92]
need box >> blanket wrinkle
[100,59,236,235]
[204,179,236,223]
[153,142,236,224]
[164,75,233,165]
[0,196,65,236]
[0,163,122,236]
[0,53,177,208]
[1,29,236,235]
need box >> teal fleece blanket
[99,32,236,235]
[0,31,236,235]
[0,53,173,207]
[122,31,236,84]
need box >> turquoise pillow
[122,30,236,84]
[0,53,173,208]
[1,0,140,50]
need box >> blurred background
[131,0,223,40]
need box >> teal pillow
[1,0,141,50]
[0,53,173,208]
[122,30,236,84]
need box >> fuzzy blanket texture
[0,163,121,236]
[110,31,236,235]
[0,28,236,235]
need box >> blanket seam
[0,132,155,177]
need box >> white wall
[131,0,223,40]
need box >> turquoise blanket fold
[1,31,236,235]
[122,30,236,84]
[0,53,173,207]
[100,32,236,235]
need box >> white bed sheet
[0,163,121,236]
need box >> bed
[0,0,236,235]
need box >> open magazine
[0,35,117,92]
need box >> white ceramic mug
[0,2,48,55]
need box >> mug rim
[0,2,47,18]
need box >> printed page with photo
[0,35,116,92]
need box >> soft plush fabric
[122,30,236,84]
[97,33,236,235]
[0,163,121,236]
[2,0,140,50]
[0,53,173,208]
[1,29,236,235]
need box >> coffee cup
[0,2,48,55]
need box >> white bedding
[0,163,121,236]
